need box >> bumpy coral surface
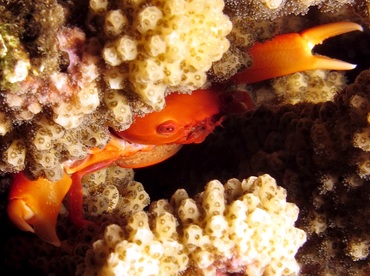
[272,69,347,104]
[81,165,149,219]
[0,169,306,275]
[1,0,370,275]
[92,0,232,110]
[83,174,306,275]
[0,2,109,178]
[0,0,233,179]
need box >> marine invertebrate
[80,165,148,220]
[1,1,368,274]
[0,0,361,180]
[0,0,66,92]
[48,27,101,129]
[8,89,251,245]
[116,89,226,145]
[0,0,245,177]
[6,19,363,247]
[223,0,362,20]
[272,69,347,104]
[7,172,72,247]
[0,25,31,88]
[182,70,370,274]
[231,21,362,84]
[91,0,233,109]
[83,175,306,275]
[0,25,107,178]
[0,0,67,122]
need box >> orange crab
[7,22,362,246]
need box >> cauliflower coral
[0,0,233,178]
[90,0,232,110]
[0,0,369,274]
[83,174,306,275]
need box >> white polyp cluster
[104,89,133,130]
[202,180,226,219]
[272,69,346,104]
[116,36,137,61]
[1,31,31,85]
[149,199,174,217]
[346,235,370,261]
[258,0,284,9]
[81,165,150,220]
[102,43,121,67]
[51,82,100,129]
[4,59,30,83]
[355,151,370,178]
[178,198,202,226]
[103,36,138,65]
[116,180,151,217]
[178,175,306,275]
[136,6,163,34]
[29,114,111,181]
[104,10,128,37]
[93,0,232,109]
[353,127,370,151]
[85,174,306,275]
[306,210,327,235]
[89,212,188,276]
[0,111,12,136]
[89,0,108,14]
[152,212,178,240]
[3,139,26,171]
[86,184,122,216]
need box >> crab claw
[232,22,363,84]
[7,172,72,246]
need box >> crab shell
[115,89,224,145]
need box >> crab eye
[156,120,178,135]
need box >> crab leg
[69,159,117,228]
[7,172,72,246]
[67,134,182,227]
[232,22,363,84]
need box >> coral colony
[0,0,369,275]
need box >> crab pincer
[7,172,72,246]
[232,22,363,84]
